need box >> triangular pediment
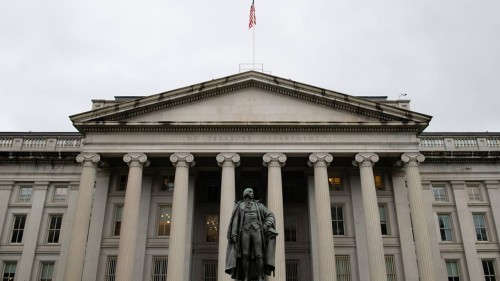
[70,71,432,133]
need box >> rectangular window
[203,260,217,281]
[473,214,488,241]
[335,255,351,281]
[446,260,461,281]
[104,256,117,281]
[331,206,345,235]
[151,256,167,281]
[284,215,297,242]
[468,185,482,202]
[47,215,63,243]
[482,260,497,281]
[207,186,220,202]
[160,175,175,191]
[385,255,397,281]
[438,214,453,241]
[374,175,384,190]
[157,206,172,237]
[39,262,55,281]
[286,260,299,281]
[117,175,127,191]
[379,205,389,235]
[113,206,123,236]
[328,176,342,191]
[433,185,447,202]
[18,185,32,203]
[205,214,219,242]
[11,214,27,243]
[2,262,16,281]
[52,186,67,203]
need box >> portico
[63,71,440,280]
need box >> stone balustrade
[419,135,500,151]
[0,134,83,152]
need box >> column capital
[262,153,286,167]
[170,153,195,168]
[123,153,150,168]
[76,153,101,167]
[353,153,379,167]
[216,153,241,168]
[401,153,425,167]
[307,153,333,168]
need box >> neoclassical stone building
[0,71,499,281]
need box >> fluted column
[401,153,436,281]
[354,153,386,281]
[263,153,287,281]
[115,153,149,281]
[217,153,240,281]
[64,153,100,281]
[167,153,195,281]
[308,153,337,281]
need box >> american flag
[249,0,256,29]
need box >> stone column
[64,153,100,281]
[391,168,419,281]
[354,153,386,281]
[308,153,337,281]
[401,153,436,281]
[217,153,240,281]
[115,153,149,281]
[166,153,195,281]
[263,153,287,281]
[486,181,500,243]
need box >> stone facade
[0,71,499,280]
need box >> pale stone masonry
[0,71,499,281]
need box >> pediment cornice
[71,71,432,133]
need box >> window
[473,214,488,241]
[47,215,63,243]
[468,185,482,202]
[17,185,32,203]
[328,176,342,191]
[433,185,447,202]
[331,206,345,235]
[2,262,16,281]
[11,215,27,243]
[160,175,175,191]
[446,260,461,281]
[52,186,67,203]
[379,205,389,235]
[203,261,217,281]
[283,184,298,202]
[112,206,123,236]
[335,256,351,281]
[39,262,55,281]
[151,256,167,281]
[284,215,297,242]
[157,206,171,237]
[374,175,384,190]
[205,214,219,242]
[286,260,299,281]
[483,260,497,281]
[207,186,220,202]
[104,256,117,281]
[117,175,127,191]
[385,255,397,281]
[438,214,453,241]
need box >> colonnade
[63,151,436,281]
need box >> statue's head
[243,188,254,199]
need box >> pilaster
[485,181,500,243]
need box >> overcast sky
[1,0,499,133]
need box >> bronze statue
[225,188,277,281]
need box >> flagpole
[253,25,256,70]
